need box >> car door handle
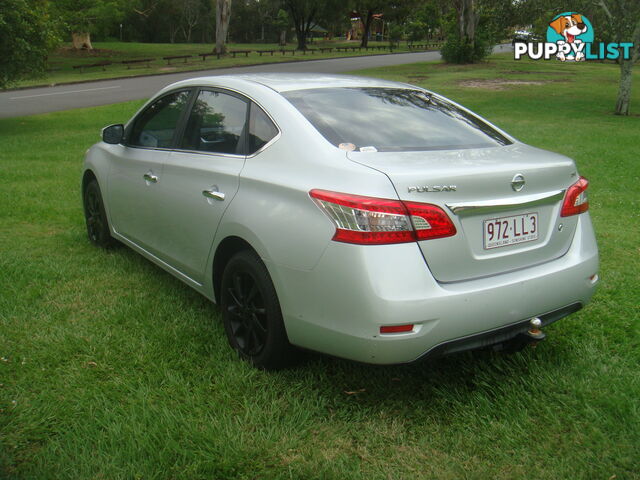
[143,172,158,183]
[202,189,225,201]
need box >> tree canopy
[0,0,57,88]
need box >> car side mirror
[102,124,124,144]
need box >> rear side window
[282,87,512,152]
[129,90,191,148]
[181,90,248,154]
[248,103,278,154]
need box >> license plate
[483,212,538,249]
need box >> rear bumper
[416,302,582,361]
[271,214,599,365]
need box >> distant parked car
[82,74,599,369]
[512,30,541,45]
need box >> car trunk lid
[348,144,580,283]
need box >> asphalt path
[0,45,512,118]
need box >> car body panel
[155,150,245,282]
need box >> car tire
[220,250,294,370]
[83,178,115,248]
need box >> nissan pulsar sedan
[82,74,599,369]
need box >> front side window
[282,87,512,152]
[129,90,191,148]
[181,90,248,154]
[248,103,278,154]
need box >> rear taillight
[561,176,589,217]
[309,189,456,245]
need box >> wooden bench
[71,61,112,73]
[162,55,192,65]
[198,52,221,61]
[229,49,252,58]
[257,50,276,57]
[279,49,296,56]
[121,58,153,69]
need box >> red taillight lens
[309,189,456,245]
[380,324,414,334]
[561,176,589,217]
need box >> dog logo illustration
[546,12,594,61]
[515,12,633,62]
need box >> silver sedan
[82,74,599,369]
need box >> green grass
[11,40,437,89]
[1,54,639,479]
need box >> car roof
[176,73,415,93]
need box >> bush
[441,35,492,63]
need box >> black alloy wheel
[83,179,114,248]
[221,250,294,369]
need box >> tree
[283,0,318,50]
[215,0,232,54]
[53,0,128,49]
[351,0,386,48]
[597,0,640,115]
[283,0,343,50]
[275,9,290,46]
[0,0,57,88]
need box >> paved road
[1,51,444,119]
[0,45,513,118]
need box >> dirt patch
[407,75,429,82]
[501,70,576,76]
[458,79,546,90]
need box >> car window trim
[123,88,196,150]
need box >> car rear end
[266,79,599,364]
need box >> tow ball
[526,317,546,347]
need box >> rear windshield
[282,87,512,152]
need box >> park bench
[162,54,192,65]
[301,48,317,55]
[121,58,153,69]
[198,52,221,61]
[71,61,112,73]
[334,47,349,53]
[257,50,276,56]
[279,49,296,56]
[318,47,333,53]
[229,49,252,58]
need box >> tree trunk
[71,32,93,50]
[215,0,232,54]
[279,30,287,46]
[360,10,374,48]
[614,17,640,115]
[458,0,477,47]
[615,58,633,115]
[294,27,306,50]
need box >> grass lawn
[10,40,437,89]
[1,54,639,479]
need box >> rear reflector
[561,176,589,217]
[309,189,456,245]
[380,324,414,334]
